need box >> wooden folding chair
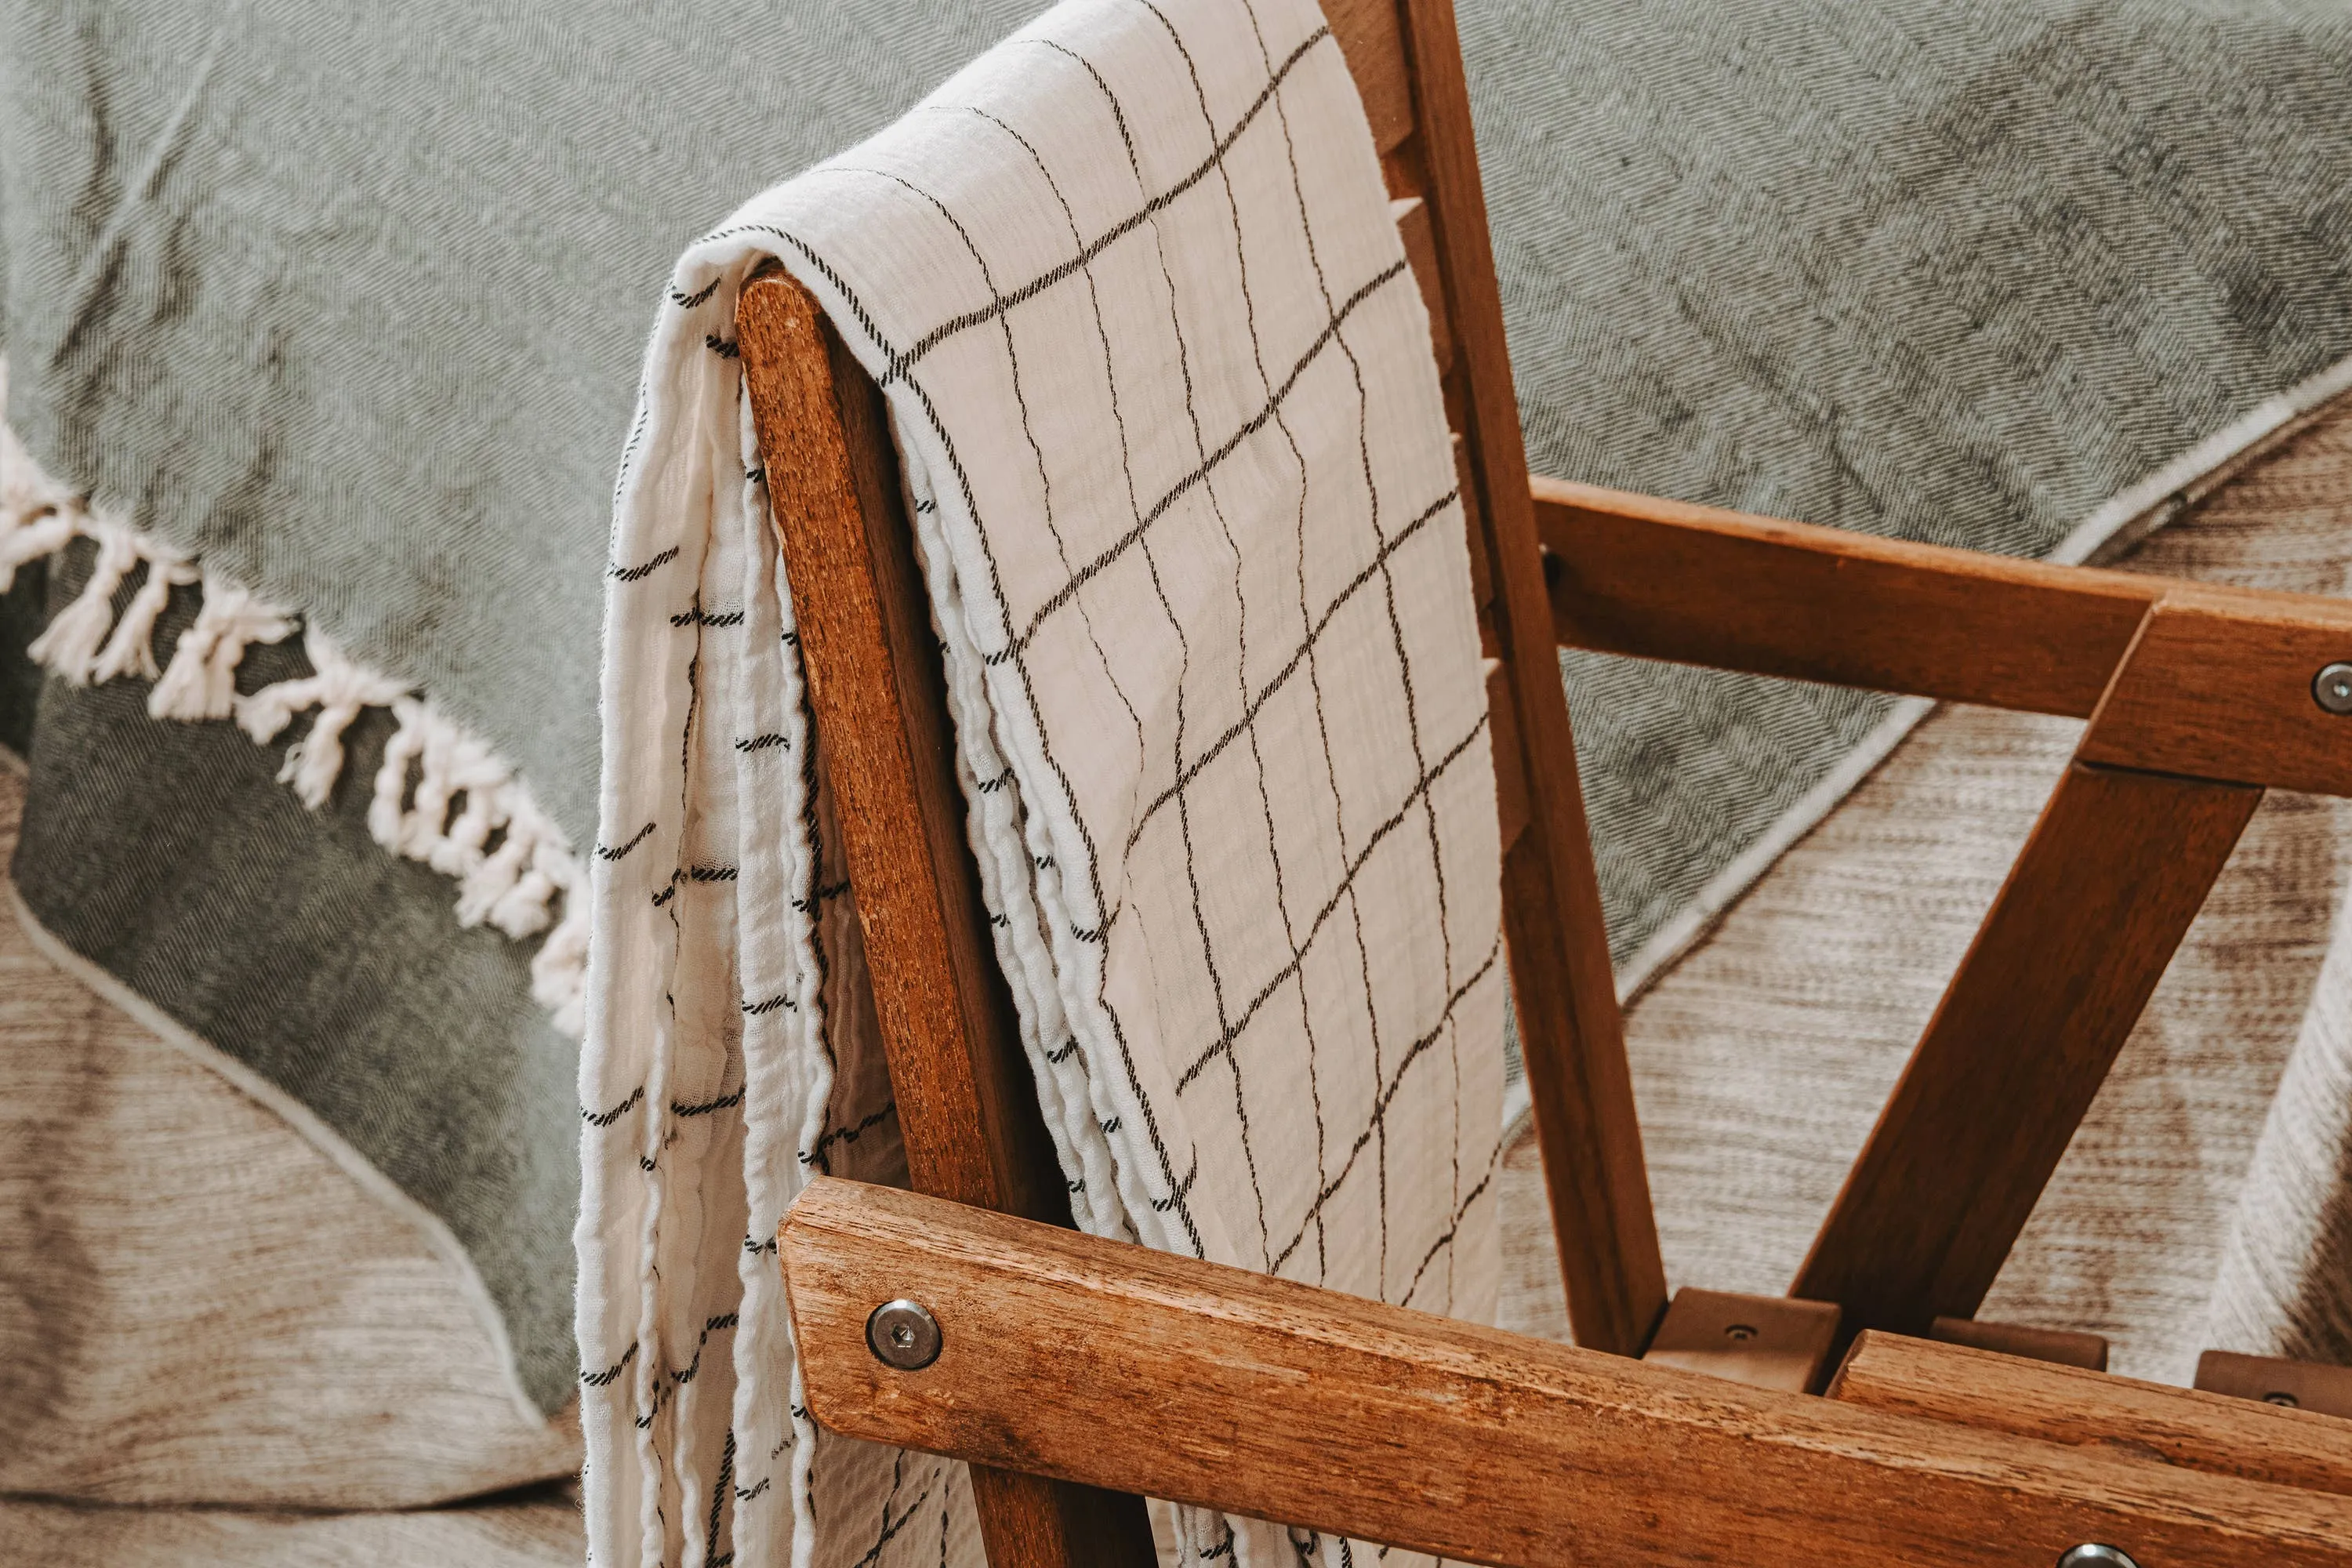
[735,0,2352,1561]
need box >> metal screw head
[1723,1323,1759,1344]
[2265,1389,2302,1408]
[2057,1547,2140,1568]
[866,1298,942,1370]
[2316,662,2352,716]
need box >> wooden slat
[1536,476,2157,716]
[1484,659,1527,851]
[1324,0,1415,154]
[782,1178,2352,1567]
[2198,1350,2352,1419]
[1452,434,1494,619]
[738,270,1158,1568]
[1929,1316,2109,1373]
[1832,1330,2352,1501]
[1538,477,2352,768]
[1792,742,2262,1336]
[1389,196,1454,372]
[1640,1287,1841,1395]
[2079,596,2352,796]
[1399,0,1666,1359]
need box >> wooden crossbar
[782,1179,2352,1568]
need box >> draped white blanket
[578,2,1505,1563]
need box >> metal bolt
[2316,662,2352,716]
[2057,1547,2140,1568]
[1723,1323,1759,1343]
[2265,1390,2301,1408]
[866,1298,942,1370]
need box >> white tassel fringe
[2,365,589,1036]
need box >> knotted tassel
[28,519,143,683]
[150,576,298,720]
[482,800,568,939]
[531,891,590,1037]
[369,697,432,848]
[236,628,412,808]
[93,544,201,684]
[0,503,75,596]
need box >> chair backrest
[736,2,1659,1561]
[738,1,2352,1562]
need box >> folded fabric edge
[0,362,589,1037]
[1501,350,2352,1147]
[2,873,571,1438]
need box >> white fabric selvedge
[578,2,1507,1565]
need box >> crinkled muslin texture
[577,2,1506,1566]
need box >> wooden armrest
[780,1177,2352,1567]
[1533,476,2352,796]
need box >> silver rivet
[1724,1323,1758,1343]
[2316,662,2352,716]
[2058,1547,2140,1568]
[2265,1390,2301,1408]
[866,1298,942,1370]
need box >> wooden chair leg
[1792,608,2263,1335]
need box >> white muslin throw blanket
[578,1,1506,1564]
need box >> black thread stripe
[580,1341,637,1388]
[610,546,679,583]
[735,732,789,753]
[862,24,1334,384]
[1125,484,1457,853]
[1000,258,1410,661]
[873,107,1161,844]
[1399,1153,1500,1310]
[704,1428,735,1568]
[597,820,657,862]
[802,1103,895,1167]
[1269,937,1504,1273]
[583,1083,644,1127]
[672,1087,746,1118]
[1174,713,1491,1091]
[1217,0,1403,1294]
[670,1312,741,1390]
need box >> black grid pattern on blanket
[579,2,1506,1566]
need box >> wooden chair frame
[735,1,2352,1562]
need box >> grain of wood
[783,1178,2352,1568]
[1640,1287,1840,1394]
[2080,596,2352,796]
[1833,1330,2352,1500]
[2197,1349,2352,1420]
[1538,474,2352,758]
[1323,0,1414,154]
[1927,1316,2109,1372]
